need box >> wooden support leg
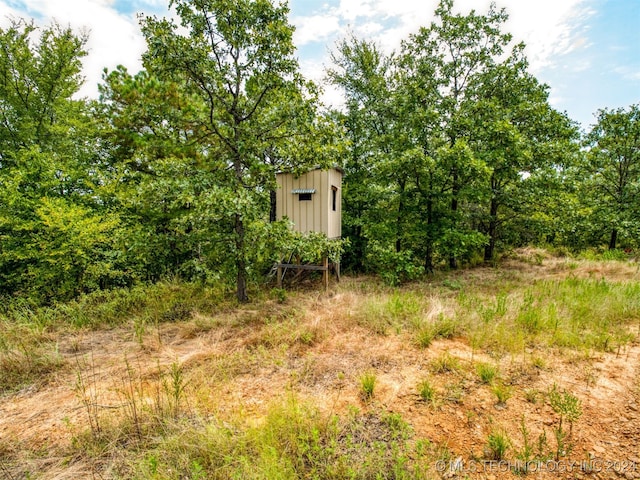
[323,256,329,292]
[277,266,283,288]
[335,262,340,282]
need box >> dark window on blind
[299,193,312,201]
[331,186,338,211]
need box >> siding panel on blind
[328,168,342,239]
[275,168,342,239]
[318,169,326,235]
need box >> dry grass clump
[0,317,64,392]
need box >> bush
[366,244,424,286]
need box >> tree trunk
[396,180,405,253]
[269,189,277,222]
[449,171,459,269]
[484,197,499,262]
[609,228,618,250]
[424,196,434,273]
[354,224,365,271]
[234,142,248,302]
[425,244,434,273]
[235,212,248,303]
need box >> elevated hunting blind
[275,167,343,239]
[274,167,343,289]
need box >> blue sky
[1,0,638,130]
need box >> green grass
[430,352,460,374]
[491,383,513,406]
[1,280,229,331]
[355,291,424,335]
[475,362,499,385]
[459,277,640,354]
[578,248,630,261]
[0,316,64,393]
[5,253,640,477]
[415,327,436,348]
[0,281,233,392]
[417,378,436,403]
[359,371,377,400]
[485,428,511,460]
[118,398,434,479]
[355,271,640,356]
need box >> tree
[0,20,121,302]
[331,1,580,276]
[327,37,401,271]
[97,66,216,283]
[139,0,324,302]
[402,0,512,268]
[583,104,640,250]
[466,52,580,260]
[0,20,86,166]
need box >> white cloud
[356,21,384,36]
[293,14,341,46]
[614,66,640,82]
[494,0,595,72]
[328,0,437,50]
[293,0,594,76]
[336,0,375,22]
[1,0,597,103]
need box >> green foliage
[418,378,437,403]
[548,384,582,425]
[270,225,347,265]
[13,198,122,301]
[581,104,640,250]
[476,362,499,384]
[366,244,425,286]
[0,19,126,302]
[0,1,636,306]
[436,230,489,265]
[137,0,328,302]
[359,371,377,400]
[126,399,430,479]
[485,428,511,460]
[329,0,580,273]
[548,384,582,459]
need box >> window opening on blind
[331,186,338,211]
[299,193,312,201]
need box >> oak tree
[140,0,323,301]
